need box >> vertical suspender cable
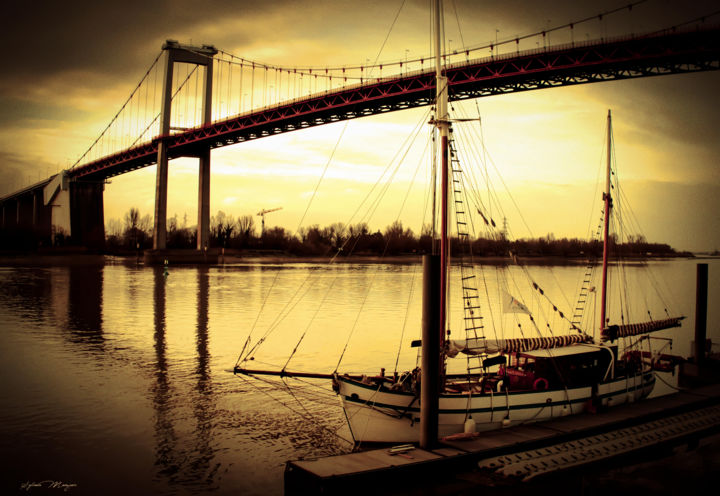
[152,59,158,137]
[194,65,199,126]
[228,57,233,117]
[185,63,190,127]
[143,67,149,142]
[239,61,243,114]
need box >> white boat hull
[337,372,655,443]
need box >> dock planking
[285,383,720,495]
[291,447,443,478]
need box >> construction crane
[257,207,282,236]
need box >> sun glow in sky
[1,0,719,251]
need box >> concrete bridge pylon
[153,40,217,251]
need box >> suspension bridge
[1,5,719,254]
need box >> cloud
[587,73,720,151]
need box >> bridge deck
[66,26,720,182]
[284,383,720,495]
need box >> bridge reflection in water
[151,266,219,489]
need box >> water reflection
[191,267,217,488]
[0,267,52,323]
[152,267,176,478]
[66,266,104,345]
[3,259,713,495]
[151,266,218,490]
[196,267,210,383]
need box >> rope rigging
[449,105,584,343]
[334,112,433,373]
[237,107,433,370]
[235,373,353,451]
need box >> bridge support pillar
[153,140,170,250]
[6,200,17,228]
[69,181,105,250]
[196,45,213,252]
[32,189,51,245]
[152,40,217,251]
[197,150,211,251]
[32,192,38,227]
[17,194,34,231]
[42,172,104,249]
[16,197,22,225]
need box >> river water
[0,257,717,495]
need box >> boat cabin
[501,344,615,390]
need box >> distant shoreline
[0,250,713,267]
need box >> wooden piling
[695,263,708,365]
[420,254,441,449]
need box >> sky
[1,0,719,252]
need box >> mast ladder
[571,261,596,329]
[572,212,604,330]
[448,137,485,374]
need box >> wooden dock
[284,383,720,495]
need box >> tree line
[105,208,688,258]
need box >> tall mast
[420,0,448,450]
[435,0,449,349]
[600,110,612,334]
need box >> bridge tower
[153,40,218,251]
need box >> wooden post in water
[695,263,708,365]
[421,254,441,449]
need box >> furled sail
[447,333,592,357]
[601,316,684,341]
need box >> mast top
[600,109,613,334]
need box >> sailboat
[234,1,684,445]
[324,110,683,443]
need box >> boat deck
[284,383,720,495]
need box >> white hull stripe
[340,376,654,415]
[337,374,653,397]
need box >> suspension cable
[73,50,164,167]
